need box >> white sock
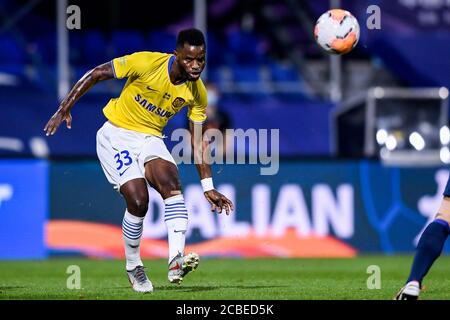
[164,194,189,263]
[122,210,145,271]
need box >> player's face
[175,44,206,81]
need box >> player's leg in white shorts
[96,121,152,293]
[139,140,199,284]
[96,121,146,191]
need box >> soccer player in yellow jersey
[44,29,234,293]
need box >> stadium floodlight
[409,132,425,151]
[440,126,450,145]
[376,129,388,145]
[370,87,449,166]
[439,87,449,99]
[385,135,397,151]
[332,87,449,165]
[440,147,450,164]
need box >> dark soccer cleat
[394,281,420,300]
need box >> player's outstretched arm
[44,62,115,136]
[189,120,234,215]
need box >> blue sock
[407,219,450,285]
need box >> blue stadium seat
[111,30,146,57]
[69,31,82,65]
[206,32,225,67]
[0,35,26,64]
[232,65,263,83]
[80,30,108,66]
[230,64,273,101]
[207,67,231,87]
[226,30,266,65]
[0,64,25,77]
[34,33,57,64]
[147,30,176,53]
[268,62,301,82]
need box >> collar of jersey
[168,55,186,86]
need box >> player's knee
[436,212,450,224]
[127,197,148,217]
[436,197,450,224]
[159,181,182,199]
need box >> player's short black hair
[176,28,206,49]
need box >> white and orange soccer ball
[314,9,360,55]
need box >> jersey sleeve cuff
[110,60,118,79]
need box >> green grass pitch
[0,256,449,300]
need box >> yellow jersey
[103,51,207,137]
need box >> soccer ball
[314,9,360,54]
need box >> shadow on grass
[0,286,26,291]
[155,285,287,293]
[103,284,287,293]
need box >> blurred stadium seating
[1,0,450,159]
[0,0,332,157]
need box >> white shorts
[96,121,177,191]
